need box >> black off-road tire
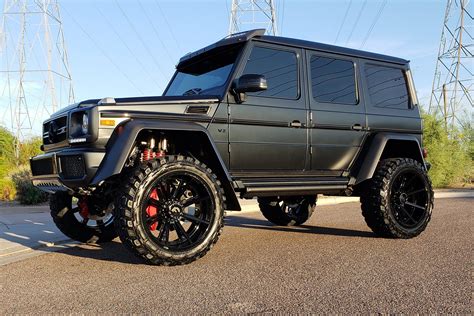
[50,191,117,243]
[258,196,317,226]
[360,158,434,238]
[114,155,225,266]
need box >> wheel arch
[91,119,241,211]
[353,133,426,185]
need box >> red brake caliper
[78,197,89,219]
[146,189,159,230]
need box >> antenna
[229,0,278,36]
[0,0,75,159]
[429,0,473,130]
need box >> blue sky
[2,0,446,127]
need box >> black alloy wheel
[360,158,434,238]
[115,156,225,265]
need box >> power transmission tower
[0,0,74,159]
[229,0,278,36]
[429,0,473,130]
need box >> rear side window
[310,56,357,104]
[365,64,410,109]
[242,46,298,99]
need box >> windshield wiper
[182,88,202,96]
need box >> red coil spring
[142,149,165,161]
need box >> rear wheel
[360,158,434,238]
[258,196,317,226]
[115,156,225,265]
[50,191,117,243]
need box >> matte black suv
[31,29,434,265]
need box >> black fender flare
[91,119,241,210]
[354,133,426,185]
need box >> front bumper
[30,150,105,193]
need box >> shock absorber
[141,136,167,161]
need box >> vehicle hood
[94,95,222,122]
[47,95,221,121]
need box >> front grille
[59,155,85,179]
[43,115,68,145]
[31,157,55,176]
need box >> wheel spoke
[174,221,191,243]
[172,180,186,199]
[146,214,159,225]
[154,220,165,233]
[182,195,210,207]
[398,206,418,224]
[158,222,170,243]
[406,188,426,196]
[404,174,418,188]
[96,219,105,227]
[405,201,426,211]
[147,197,163,208]
[157,182,170,200]
[181,213,210,225]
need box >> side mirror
[232,74,267,103]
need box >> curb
[0,239,77,266]
[236,190,473,213]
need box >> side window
[310,56,357,104]
[242,46,298,99]
[365,64,410,109]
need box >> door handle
[352,124,363,131]
[290,120,302,128]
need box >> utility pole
[429,0,473,131]
[229,0,278,36]
[0,0,74,159]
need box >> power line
[334,0,352,44]
[153,0,183,55]
[61,6,144,95]
[345,0,367,46]
[94,4,164,91]
[114,0,168,82]
[360,0,388,49]
[136,0,177,64]
[280,0,285,35]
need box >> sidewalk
[0,190,472,265]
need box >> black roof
[257,35,408,65]
[178,29,408,67]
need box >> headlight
[81,113,89,134]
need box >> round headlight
[81,113,89,134]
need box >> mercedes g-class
[31,29,434,265]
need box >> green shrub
[422,113,472,187]
[0,178,17,201]
[0,127,16,178]
[11,168,49,204]
[19,137,43,166]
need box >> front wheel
[115,156,225,265]
[258,196,317,226]
[360,158,434,238]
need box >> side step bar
[235,177,350,198]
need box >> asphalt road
[1,198,472,314]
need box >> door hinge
[228,144,231,153]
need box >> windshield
[164,44,243,97]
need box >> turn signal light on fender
[100,119,116,126]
